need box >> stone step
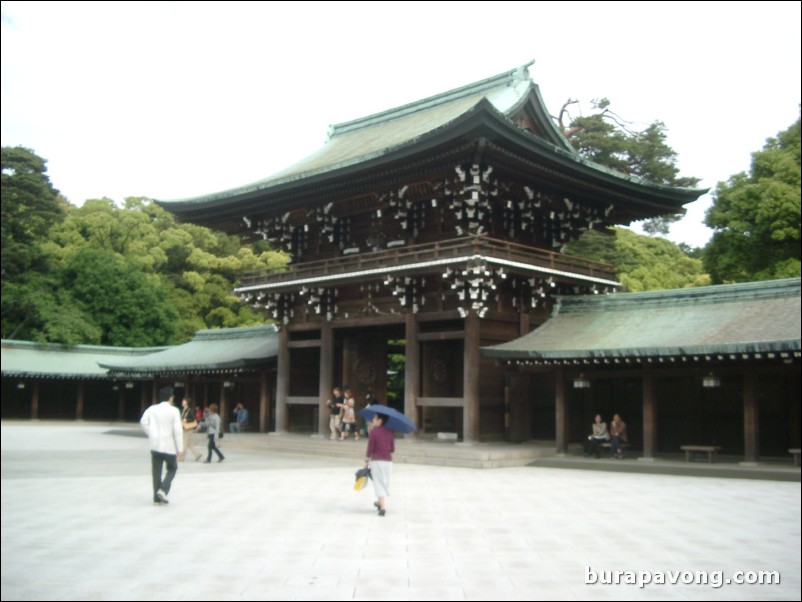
[222,433,556,469]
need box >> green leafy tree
[703,117,801,283]
[1,273,102,344]
[0,147,78,341]
[62,249,178,346]
[46,197,288,342]
[2,147,289,345]
[1,147,65,280]
[558,99,700,234]
[564,228,709,292]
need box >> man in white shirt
[140,387,183,505]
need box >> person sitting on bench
[229,403,249,433]
[584,414,610,458]
[609,414,628,459]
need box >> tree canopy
[564,228,709,292]
[703,117,801,283]
[559,98,700,234]
[1,146,65,281]
[1,147,289,345]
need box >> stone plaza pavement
[1,422,800,601]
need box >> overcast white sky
[2,1,800,248]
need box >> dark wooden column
[504,377,511,442]
[642,366,657,460]
[140,385,147,414]
[318,322,333,436]
[76,382,85,420]
[275,327,289,433]
[555,368,567,454]
[260,370,270,433]
[31,382,40,420]
[219,384,228,432]
[743,365,759,464]
[463,311,480,442]
[117,387,126,421]
[519,312,530,337]
[404,313,420,435]
[184,375,193,407]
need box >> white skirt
[369,460,392,498]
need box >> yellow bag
[353,467,370,491]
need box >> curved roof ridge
[1,339,166,355]
[329,61,536,138]
[192,325,277,340]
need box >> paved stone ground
[1,423,800,601]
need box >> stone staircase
[225,432,557,469]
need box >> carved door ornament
[354,356,377,385]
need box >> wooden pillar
[503,377,511,442]
[642,366,657,460]
[462,311,480,442]
[555,368,567,454]
[140,385,147,414]
[404,312,420,435]
[318,322,333,436]
[743,366,759,464]
[117,387,126,421]
[31,382,40,420]
[184,375,193,406]
[519,312,530,337]
[260,370,270,433]
[76,382,85,420]
[151,380,158,405]
[219,384,228,432]
[275,327,289,433]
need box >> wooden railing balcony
[236,235,618,291]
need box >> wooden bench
[790,448,801,467]
[599,442,631,458]
[681,445,722,463]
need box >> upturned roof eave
[503,83,575,152]
[157,100,706,220]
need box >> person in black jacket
[326,386,344,440]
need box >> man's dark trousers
[151,451,177,499]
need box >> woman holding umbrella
[360,405,416,517]
[363,413,394,516]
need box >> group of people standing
[585,413,628,459]
[140,388,229,504]
[177,396,225,464]
[326,387,380,441]
[141,385,397,517]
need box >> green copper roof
[161,64,554,206]
[158,62,705,216]
[482,278,801,361]
[98,325,278,374]
[1,341,165,379]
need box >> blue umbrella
[358,405,417,433]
